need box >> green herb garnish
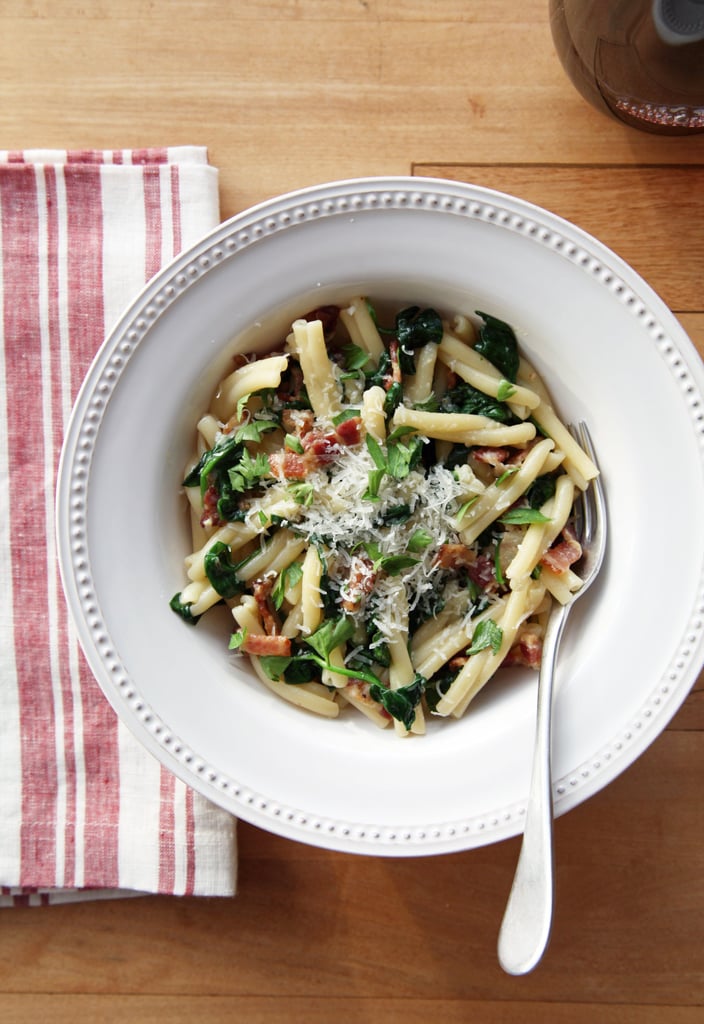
[272,561,304,610]
[466,618,503,656]
[499,508,551,525]
[407,528,433,552]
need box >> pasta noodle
[360,384,387,442]
[170,298,598,736]
[290,318,343,422]
[339,299,385,363]
[211,354,290,422]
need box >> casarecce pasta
[170,299,598,735]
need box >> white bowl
[57,177,704,855]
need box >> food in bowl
[170,298,598,736]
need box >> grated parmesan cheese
[277,437,467,637]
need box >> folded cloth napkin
[0,147,237,905]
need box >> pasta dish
[170,299,598,736]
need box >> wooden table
[2,2,703,1021]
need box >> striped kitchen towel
[0,147,237,905]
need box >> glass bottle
[549,0,704,133]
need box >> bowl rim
[56,175,704,855]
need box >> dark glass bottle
[549,0,704,134]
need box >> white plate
[57,177,704,855]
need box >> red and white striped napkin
[0,147,237,905]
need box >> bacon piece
[340,555,376,613]
[251,575,281,636]
[448,655,468,671]
[200,483,223,529]
[504,629,542,669]
[302,429,341,465]
[467,554,495,589]
[303,305,339,337]
[506,445,533,466]
[269,416,362,481]
[344,680,392,719]
[436,543,476,570]
[281,408,314,437]
[374,340,401,392]
[229,352,250,372]
[472,446,511,468]
[242,633,291,657]
[540,525,582,575]
[335,415,362,446]
[388,340,403,386]
[268,449,308,480]
[278,362,306,405]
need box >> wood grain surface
[1,2,703,1021]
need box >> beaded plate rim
[57,177,704,854]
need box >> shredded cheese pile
[280,437,466,639]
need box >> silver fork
[497,421,607,975]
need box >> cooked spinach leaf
[367,349,391,388]
[182,432,242,491]
[444,443,472,470]
[258,653,319,684]
[474,311,519,382]
[369,674,426,731]
[409,583,447,633]
[258,654,294,680]
[169,593,200,625]
[526,474,557,509]
[395,306,443,349]
[304,616,356,659]
[370,640,391,668]
[440,381,514,423]
[204,541,247,599]
[424,667,455,711]
[215,476,244,522]
[378,503,412,526]
[383,381,403,417]
[282,657,318,684]
[243,618,377,687]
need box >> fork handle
[497,602,569,975]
